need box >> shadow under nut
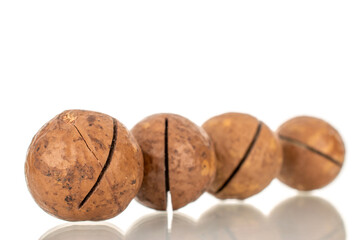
[202,112,283,200]
[277,116,345,191]
[131,113,216,210]
[25,110,144,221]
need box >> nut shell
[131,113,216,210]
[25,110,143,221]
[277,116,345,190]
[202,112,283,199]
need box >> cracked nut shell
[131,113,216,210]
[276,116,345,190]
[25,110,144,221]
[202,112,283,200]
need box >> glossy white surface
[38,195,347,240]
[0,0,359,239]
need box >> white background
[0,0,359,239]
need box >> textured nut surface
[131,113,216,210]
[25,110,143,221]
[277,116,345,190]
[202,112,283,199]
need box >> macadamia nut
[131,113,216,210]
[276,116,345,190]
[25,110,144,221]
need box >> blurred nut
[277,116,345,190]
[202,112,283,199]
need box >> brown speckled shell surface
[130,115,167,210]
[277,116,345,190]
[131,113,216,210]
[202,112,283,200]
[25,110,144,221]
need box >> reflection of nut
[131,113,216,210]
[126,213,197,240]
[269,196,346,240]
[198,204,280,240]
[202,112,283,199]
[277,116,345,190]
[40,223,124,240]
[25,110,144,221]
